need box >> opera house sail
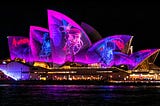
[30,26,52,62]
[86,35,134,66]
[7,36,30,62]
[47,10,91,64]
[0,9,160,81]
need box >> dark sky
[0,1,160,65]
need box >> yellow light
[40,77,46,80]
[33,62,49,69]
[130,74,139,76]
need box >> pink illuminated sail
[29,26,52,62]
[8,36,30,61]
[48,9,91,64]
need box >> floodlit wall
[0,62,30,80]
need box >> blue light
[39,32,52,61]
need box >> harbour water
[0,84,160,105]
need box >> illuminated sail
[8,36,30,61]
[29,26,52,62]
[48,9,91,64]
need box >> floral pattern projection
[29,26,52,62]
[8,36,30,61]
[48,10,91,64]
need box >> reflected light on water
[1,85,160,105]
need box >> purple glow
[86,35,160,69]
[87,35,133,66]
[0,65,18,80]
[130,49,160,69]
[0,62,30,80]
[29,26,52,62]
[88,35,133,53]
[112,52,133,68]
[5,9,159,73]
[48,9,91,64]
[8,36,30,61]
[63,27,83,61]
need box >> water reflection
[1,85,160,105]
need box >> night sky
[0,1,160,65]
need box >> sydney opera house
[0,9,160,81]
